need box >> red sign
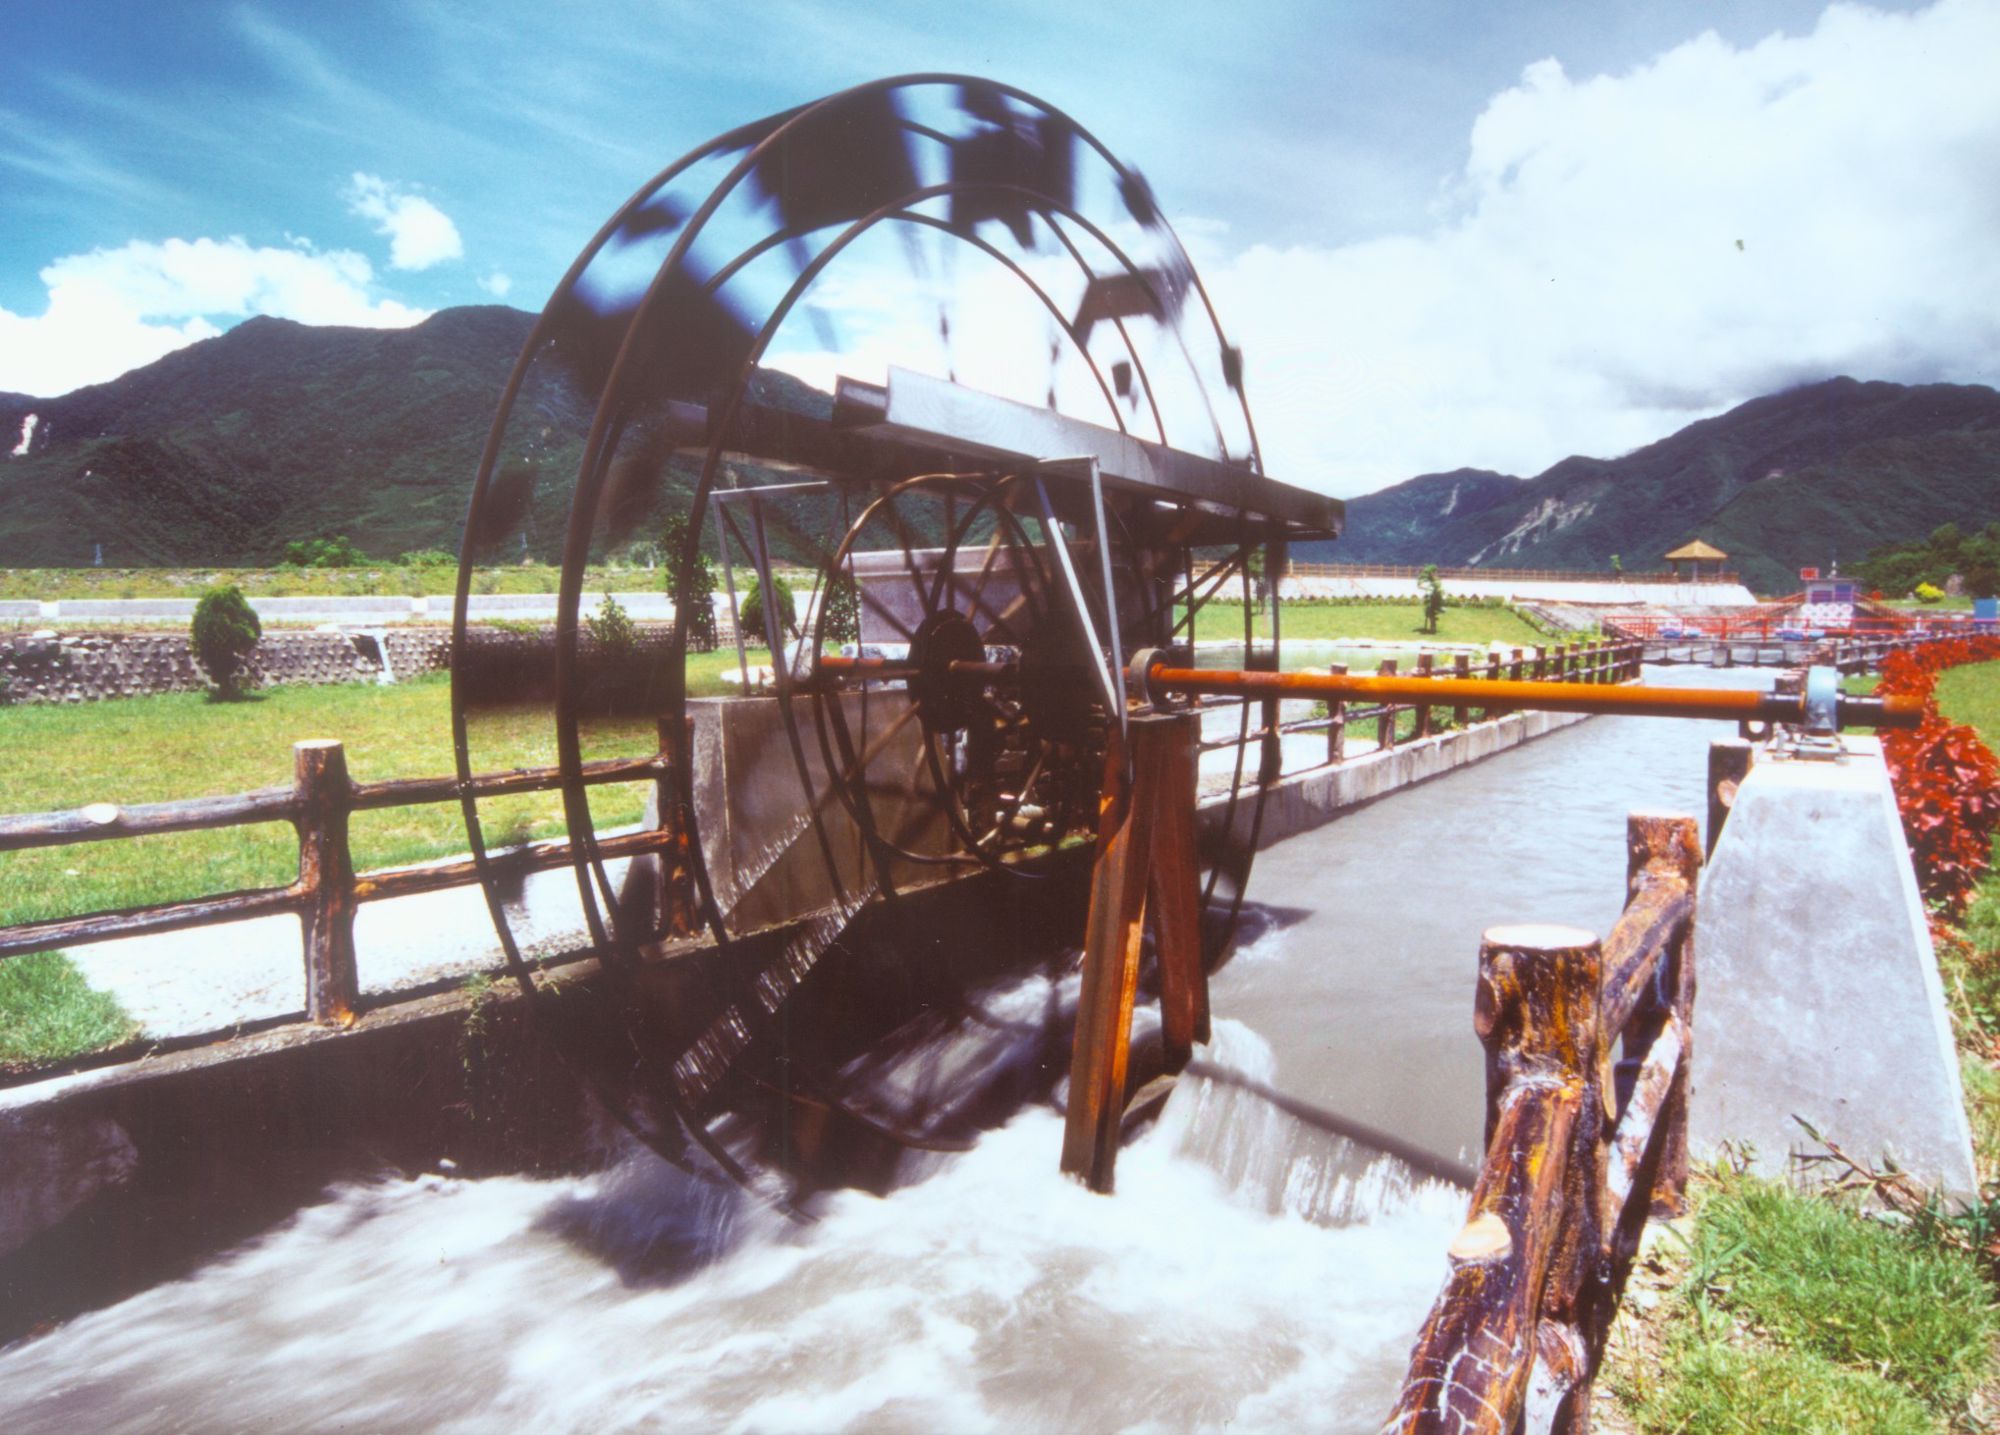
[1799,566,1820,581]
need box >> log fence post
[1532,644,1548,681]
[295,739,358,1027]
[1453,653,1472,727]
[1622,814,1702,1219]
[1377,657,1399,750]
[1480,923,1605,1431]
[1414,652,1435,738]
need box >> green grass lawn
[1614,1169,1997,1430]
[0,655,763,927]
[1186,599,1562,647]
[1937,659,2000,739]
[0,652,771,1071]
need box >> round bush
[191,585,262,699]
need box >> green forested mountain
[1303,378,2000,593]
[4,309,1995,592]
[0,306,578,566]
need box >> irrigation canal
[0,666,1766,1432]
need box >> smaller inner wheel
[907,610,989,734]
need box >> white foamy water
[0,1013,1460,1434]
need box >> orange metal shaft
[1146,665,1924,729]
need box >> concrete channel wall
[1691,736,1977,1196]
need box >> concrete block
[1690,738,1977,1197]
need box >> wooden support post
[1415,653,1435,738]
[1510,647,1525,683]
[1377,658,1399,750]
[295,739,358,1027]
[1062,714,1204,1192]
[1325,663,1347,765]
[656,716,697,938]
[1706,737,1753,860]
[1453,653,1472,727]
[1149,713,1207,1070]
[1553,644,1569,680]
[1532,645,1548,681]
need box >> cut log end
[1447,1210,1514,1262]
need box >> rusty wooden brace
[1060,711,1205,1194]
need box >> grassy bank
[1610,1166,1996,1430]
[0,660,773,927]
[1187,598,1558,647]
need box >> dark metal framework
[448,76,1340,1195]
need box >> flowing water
[0,667,1766,1432]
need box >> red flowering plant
[1877,636,2000,912]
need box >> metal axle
[1132,655,1922,731]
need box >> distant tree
[191,585,262,700]
[1915,581,1946,604]
[821,570,860,646]
[586,593,636,657]
[282,535,362,568]
[740,572,797,647]
[1609,553,1623,577]
[1963,563,2000,600]
[1419,564,1446,635]
[661,512,718,653]
[396,548,455,568]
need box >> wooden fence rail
[1386,810,1701,1433]
[0,724,686,1027]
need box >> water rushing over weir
[0,668,1767,1431]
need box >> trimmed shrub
[739,572,796,646]
[191,585,262,699]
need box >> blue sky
[4,0,1995,494]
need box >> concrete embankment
[1691,735,1977,1196]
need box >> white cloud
[344,172,464,271]
[0,236,428,396]
[477,270,513,298]
[1203,0,2000,495]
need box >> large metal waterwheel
[447,76,1339,1200]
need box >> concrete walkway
[67,855,631,1044]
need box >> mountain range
[3,305,1996,593]
[1313,377,2000,592]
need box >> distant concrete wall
[1200,709,1592,851]
[9,591,714,627]
[1690,738,1977,1197]
[1282,575,1757,607]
